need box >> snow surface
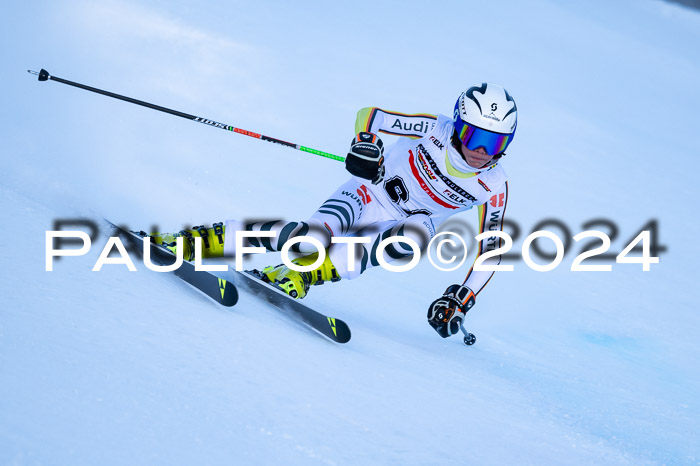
[1,0,699,464]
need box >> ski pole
[27,69,344,162]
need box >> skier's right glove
[427,284,476,338]
[345,132,385,185]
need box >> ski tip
[329,318,352,344]
[219,280,239,307]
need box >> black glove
[345,132,385,185]
[427,284,476,338]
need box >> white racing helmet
[453,83,517,156]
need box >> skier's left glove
[427,284,475,338]
[345,132,385,185]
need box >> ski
[107,221,238,307]
[104,220,350,343]
[232,270,352,344]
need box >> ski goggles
[454,118,515,156]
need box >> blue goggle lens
[454,119,514,156]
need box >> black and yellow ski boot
[260,252,340,299]
[151,222,226,261]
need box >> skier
[154,83,517,339]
